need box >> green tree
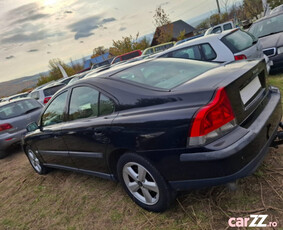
[243,0,263,19]
[177,30,186,41]
[153,6,171,27]
[267,0,283,8]
[109,33,150,56]
[91,46,107,59]
[153,6,173,44]
[36,59,82,87]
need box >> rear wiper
[24,107,40,114]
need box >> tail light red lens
[189,88,236,146]
[43,97,51,104]
[0,123,13,132]
[234,54,247,61]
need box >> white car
[28,83,65,105]
[156,29,269,71]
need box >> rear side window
[169,46,202,60]
[43,84,64,97]
[221,30,254,53]
[223,23,232,30]
[212,26,222,34]
[201,44,217,60]
[69,86,114,121]
[0,99,42,119]
[112,59,218,90]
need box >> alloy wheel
[27,149,42,173]
[122,162,159,205]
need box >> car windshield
[111,59,218,90]
[248,13,283,38]
[0,99,42,120]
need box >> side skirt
[43,163,115,180]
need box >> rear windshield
[221,30,255,53]
[0,99,42,120]
[43,84,64,96]
[248,13,283,38]
[111,59,218,90]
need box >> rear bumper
[169,87,282,191]
[0,129,26,152]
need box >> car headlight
[277,46,283,54]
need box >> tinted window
[201,44,217,60]
[43,84,64,97]
[69,87,99,120]
[223,23,232,30]
[170,46,202,60]
[42,92,68,127]
[249,13,283,38]
[221,30,254,53]
[212,26,222,34]
[112,59,218,90]
[100,94,114,116]
[0,99,42,120]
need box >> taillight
[0,123,13,132]
[234,54,247,61]
[189,87,236,146]
[44,97,51,104]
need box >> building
[151,20,196,46]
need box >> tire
[117,153,174,212]
[26,146,48,175]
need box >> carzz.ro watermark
[228,215,278,228]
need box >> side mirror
[26,122,39,132]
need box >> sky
[0,0,240,83]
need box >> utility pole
[216,0,221,14]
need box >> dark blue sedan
[23,58,282,212]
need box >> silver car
[156,29,266,64]
[0,98,43,158]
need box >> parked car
[248,12,283,73]
[204,21,235,35]
[2,92,29,102]
[156,29,267,66]
[23,58,281,212]
[111,50,142,64]
[0,98,43,158]
[142,42,175,56]
[29,83,65,105]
